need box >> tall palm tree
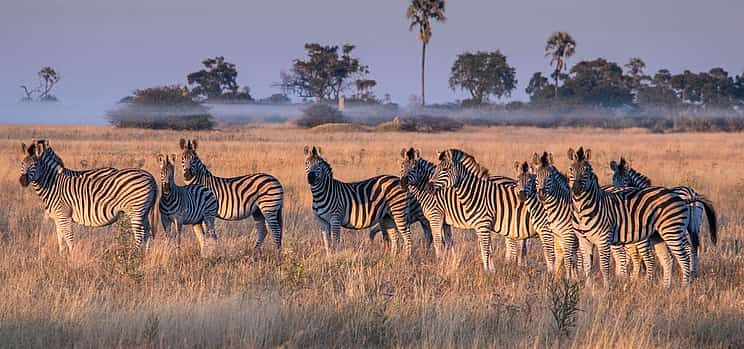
[545,32,576,98]
[407,0,446,106]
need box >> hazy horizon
[1,0,742,123]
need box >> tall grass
[0,125,742,348]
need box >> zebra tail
[693,195,717,245]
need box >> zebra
[158,154,219,257]
[179,139,284,250]
[426,149,556,272]
[19,140,157,255]
[529,151,657,282]
[304,146,413,255]
[397,148,527,263]
[567,146,715,288]
[368,195,436,250]
[610,157,717,277]
[514,159,579,279]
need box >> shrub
[393,115,464,133]
[296,103,347,128]
[107,85,216,130]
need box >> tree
[278,43,368,101]
[545,32,576,98]
[407,0,446,106]
[107,85,215,130]
[187,56,251,102]
[19,66,61,102]
[354,79,378,101]
[448,50,517,105]
[525,72,553,103]
[624,57,649,99]
[637,69,681,109]
[560,58,633,108]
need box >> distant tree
[624,57,649,99]
[561,58,633,108]
[545,32,576,98]
[107,85,215,130]
[19,85,37,102]
[278,43,368,101]
[37,67,61,101]
[187,56,251,102]
[448,50,517,105]
[257,93,292,105]
[407,0,446,106]
[637,69,681,109]
[525,72,553,103]
[354,79,378,101]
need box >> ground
[0,125,742,348]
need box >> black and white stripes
[19,140,157,254]
[180,139,284,250]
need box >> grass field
[0,125,742,348]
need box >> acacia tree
[187,56,251,101]
[624,57,649,99]
[278,43,368,101]
[545,32,576,98]
[525,72,552,103]
[406,0,446,106]
[448,50,517,105]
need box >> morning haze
[0,0,742,123]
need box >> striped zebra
[304,146,413,255]
[158,154,219,257]
[398,148,527,263]
[514,159,578,278]
[568,146,713,288]
[179,139,284,250]
[426,149,555,272]
[529,152,654,282]
[19,140,157,255]
[610,157,717,277]
[368,196,436,249]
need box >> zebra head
[610,157,649,188]
[567,147,593,196]
[532,151,556,203]
[427,150,463,193]
[304,146,331,186]
[399,147,424,191]
[158,154,176,194]
[514,161,536,203]
[19,140,52,187]
[179,138,200,183]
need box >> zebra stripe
[158,154,219,257]
[179,139,284,250]
[304,146,412,255]
[610,157,717,277]
[568,147,694,288]
[398,148,528,263]
[427,149,555,272]
[19,140,157,254]
[368,194,436,249]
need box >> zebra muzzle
[19,175,29,187]
[307,172,317,184]
[517,191,528,202]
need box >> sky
[0,0,742,122]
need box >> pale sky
[1,0,742,121]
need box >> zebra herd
[18,139,716,288]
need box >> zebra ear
[548,152,554,165]
[531,152,540,165]
[585,148,592,160]
[171,154,177,163]
[400,148,407,159]
[21,142,27,154]
[415,149,420,159]
[157,154,165,165]
[514,161,521,173]
[567,148,575,161]
[192,140,198,150]
[179,139,187,150]
[610,160,618,172]
[316,146,321,155]
[304,145,310,156]
[34,143,44,156]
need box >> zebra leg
[315,217,332,253]
[476,226,494,272]
[637,238,657,283]
[54,216,73,257]
[428,216,445,257]
[381,217,399,255]
[390,211,413,257]
[252,211,269,249]
[176,221,184,250]
[578,236,593,279]
[611,245,628,279]
[419,218,433,251]
[663,230,692,287]
[538,229,556,275]
[558,232,579,280]
[129,211,152,252]
[443,224,454,255]
[598,240,613,289]
[203,216,218,257]
[688,219,701,278]
[653,238,674,288]
[330,215,342,251]
[191,223,206,257]
[626,243,642,280]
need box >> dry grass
[0,124,743,348]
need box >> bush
[296,103,347,128]
[392,115,464,133]
[107,85,216,130]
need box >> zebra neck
[456,170,490,209]
[310,176,337,199]
[31,162,65,207]
[628,169,651,187]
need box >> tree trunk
[421,41,427,106]
[554,69,559,99]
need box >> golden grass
[0,124,743,348]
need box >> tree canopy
[187,56,252,102]
[449,50,517,105]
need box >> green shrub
[296,103,347,128]
[107,85,216,130]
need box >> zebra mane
[40,147,65,170]
[309,154,333,176]
[617,158,652,187]
[445,149,490,180]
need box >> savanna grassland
[0,125,742,348]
